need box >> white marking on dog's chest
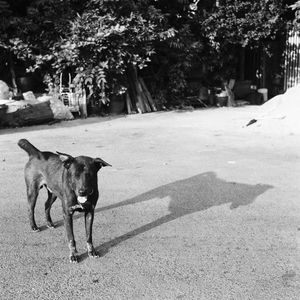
[77,196,88,204]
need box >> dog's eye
[73,164,85,177]
[74,171,81,178]
[75,169,83,178]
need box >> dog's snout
[78,188,87,197]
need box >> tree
[140,1,288,105]
[0,0,294,109]
[0,0,79,91]
[201,0,287,81]
[139,0,213,105]
[44,0,175,105]
[203,0,286,49]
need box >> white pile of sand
[247,84,300,134]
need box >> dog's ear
[94,157,112,170]
[57,151,74,169]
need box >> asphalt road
[0,107,299,299]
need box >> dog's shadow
[74,171,272,261]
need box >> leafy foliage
[0,0,175,102]
[0,0,295,106]
[49,2,175,101]
[141,1,287,104]
[203,0,286,49]
[0,1,76,60]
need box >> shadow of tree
[78,172,273,261]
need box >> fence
[284,25,300,90]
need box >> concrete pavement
[0,107,299,299]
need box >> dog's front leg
[85,210,99,258]
[64,213,78,263]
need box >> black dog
[18,139,111,263]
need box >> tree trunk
[126,64,155,114]
[3,101,54,127]
[239,47,245,81]
[8,54,18,94]
[139,78,157,111]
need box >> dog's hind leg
[45,190,57,228]
[26,182,40,232]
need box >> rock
[0,80,10,100]
[37,95,74,120]
[3,100,54,127]
[246,84,300,134]
[23,91,37,102]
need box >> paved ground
[0,106,300,299]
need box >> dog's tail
[18,139,41,158]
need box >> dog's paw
[69,254,79,263]
[46,222,55,229]
[88,249,100,258]
[31,226,40,232]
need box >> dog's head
[57,151,111,204]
